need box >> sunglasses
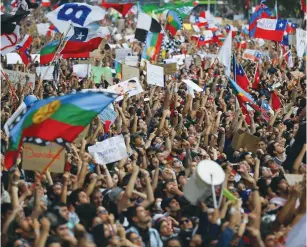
[179,219,191,225]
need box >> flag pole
[41,24,73,81]
[34,146,65,187]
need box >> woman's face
[112,174,119,185]
[129,233,143,247]
[159,220,173,237]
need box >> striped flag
[16,34,32,65]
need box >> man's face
[56,224,70,240]
[179,217,193,230]
[245,154,254,166]
[167,199,180,212]
[258,141,267,151]
[135,206,151,224]
[277,179,289,194]
[77,191,89,205]
[159,220,173,237]
[274,142,285,154]
[59,206,70,221]
[92,191,103,208]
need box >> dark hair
[75,203,97,231]
[1,203,13,216]
[165,237,183,247]
[46,236,61,247]
[267,142,276,156]
[126,205,139,224]
[68,189,84,207]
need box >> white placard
[125,56,139,67]
[115,48,132,61]
[147,63,164,87]
[2,69,36,89]
[31,54,40,63]
[99,104,118,125]
[6,53,23,64]
[182,79,203,92]
[107,77,143,101]
[125,34,135,42]
[88,135,128,165]
[296,29,307,58]
[36,66,54,81]
[36,23,50,36]
[73,64,92,78]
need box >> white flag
[217,30,232,76]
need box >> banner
[296,29,307,58]
[22,143,65,173]
[88,135,128,165]
[147,63,164,87]
[3,69,36,89]
[122,64,140,81]
[108,77,143,101]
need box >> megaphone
[183,160,225,206]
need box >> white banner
[73,64,91,78]
[2,69,36,89]
[147,63,164,87]
[88,135,128,165]
[296,29,307,59]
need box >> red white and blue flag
[249,2,273,37]
[236,64,250,92]
[16,34,32,65]
[190,11,207,27]
[285,22,298,34]
[254,19,287,41]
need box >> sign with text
[122,64,139,81]
[115,48,132,61]
[22,143,65,173]
[2,69,35,89]
[125,55,139,67]
[147,63,164,87]
[99,105,118,125]
[296,29,307,59]
[88,135,128,165]
[161,63,177,75]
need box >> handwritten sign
[99,105,118,125]
[296,29,307,59]
[115,48,132,61]
[22,143,65,173]
[88,135,128,165]
[125,55,139,67]
[3,69,35,89]
[147,63,164,87]
[122,64,139,81]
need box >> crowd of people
[1,1,307,247]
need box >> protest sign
[115,48,132,61]
[73,64,91,78]
[3,69,36,89]
[182,79,203,92]
[161,63,177,75]
[231,129,260,153]
[147,63,164,87]
[99,105,118,125]
[6,53,23,64]
[22,143,65,173]
[91,66,113,84]
[296,29,307,59]
[88,135,128,165]
[125,55,139,67]
[108,77,143,101]
[284,174,304,186]
[122,64,140,81]
[36,66,54,81]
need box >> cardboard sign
[125,56,139,67]
[73,64,91,78]
[284,174,304,186]
[115,48,132,61]
[161,63,177,75]
[36,66,54,81]
[147,63,164,87]
[231,129,260,153]
[73,126,90,145]
[6,53,23,64]
[88,135,128,165]
[2,69,36,89]
[108,76,143,101]
[22,143,65,173]
[296,29,307,59]
[99,105,118,125]
[122,64,139,81]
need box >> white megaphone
[183,160,225,207]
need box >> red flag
[252,63,260,89]
[238,98,251,125]
[101,2,134,17]
[236,64,250,92]
[271,91,281,110]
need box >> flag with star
[16,35,32,65]
[235,64,250,92]
[254,19,287,41]
[4,91,118,170]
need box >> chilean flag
[254,19,287,41]
[252,63,260,89]
[191,33,212,47]
[271,90,281,110]
[46,25,59,38]
[236,64,250,92]
[16,35,32,65]
[236,40,247,49]
[190,11,207,27]
[225,24,238,37]
[286,22,298,34]
[61,26,109,54]
[41,0,51,7]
